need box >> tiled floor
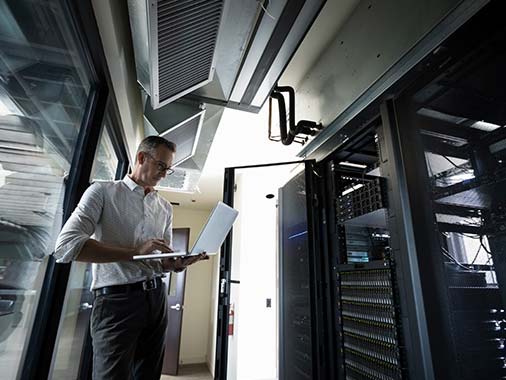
[161,363,212,380]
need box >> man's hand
[181,252,209,267]
[135,239,173,256]
[162,252,209,272]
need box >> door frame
[213,159,325,380]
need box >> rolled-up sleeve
[54,182,104,263]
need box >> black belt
[94,277,163,297]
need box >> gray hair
[136,136,176,161]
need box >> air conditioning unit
[128,0,327,112]
[127,0,226,109]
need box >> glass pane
[226,163,302,380]
[279,169,313,380]
[49,262,93,380]
[51,121,121,378]
[90,123,119,182]
[0,1,92,378]
[407,40,506,379]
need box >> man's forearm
[76,239,135,263]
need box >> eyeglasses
[144,153,174,175]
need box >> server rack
[377,2,506,379]
[318,122,410,380]
[279,164,324,380]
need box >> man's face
[139,146,175,187]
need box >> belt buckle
[142,278,157,291]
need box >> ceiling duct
[190,0,326,112]
[143,98,223,193]
[143,98,205,167]
[127,0,226,109]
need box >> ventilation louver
[143,100,224,194]
[128,0,225,109]
[157,167,201,192]
[143,98,204,167]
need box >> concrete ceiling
[94,0,360,211]
[279,0,360,89]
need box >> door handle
[170,303,182,311]
[80,302,93,311]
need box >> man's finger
[153,242,172,252]
[152,242,168,249]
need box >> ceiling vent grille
[143,98,204,167]
[128,0,225,109]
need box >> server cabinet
[379,2,506,379]
[278,162,327,380]
[319,120,417,380]
[323,3,506,379]
[384,10,506,379]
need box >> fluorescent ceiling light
[418,108,503,132]
[339,161,367,169]
[417,108,468,124]
[470,121,501,132]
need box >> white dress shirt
[54,175,173,289]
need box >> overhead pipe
[270,85,322,145]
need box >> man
[54,136,207,380]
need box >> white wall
[171,206,215,365]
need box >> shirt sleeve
[53,182,104,263]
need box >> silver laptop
[133,201,239,260]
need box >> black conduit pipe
[275,86,297,137]
[270,85,322,145]
[270,90,293,145]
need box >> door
[213,160,324,380]
[162,227,190,375]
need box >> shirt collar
[123,175,141,192]
[123,175,158,196]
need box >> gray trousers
[90,284,168,380]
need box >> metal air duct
[143,98,223,193]
[190,0,327,112]
[127,0,226,109]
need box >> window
[49,116,125,379]
[0,1,93,378]
[90,119,120,182]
